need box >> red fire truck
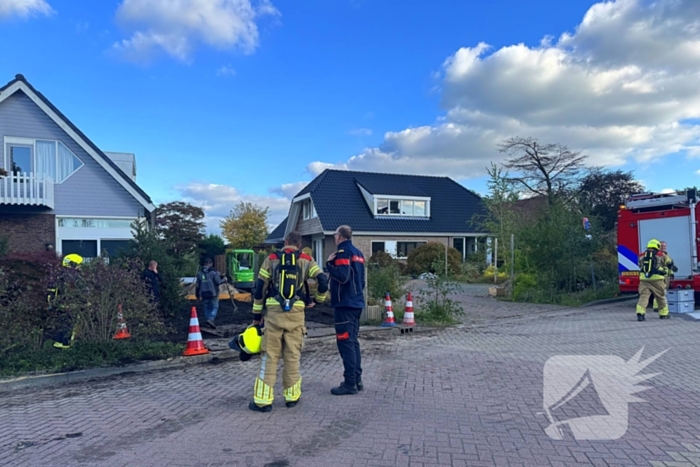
[617,189,699,294]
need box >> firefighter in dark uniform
[248,231,329,412]
[326,225,366,395]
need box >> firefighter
[248,231,329,412]
[636,239,672,321]
[653,241,678,311]
[50,254,84,349]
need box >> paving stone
[0,294,698,466]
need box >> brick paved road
[2,294,700,467]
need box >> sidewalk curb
[0,324,413,394]
[581,294,639,308]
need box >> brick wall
[0,213,55,254]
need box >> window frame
[3,136,84,183]
[302,198,318,220]
[396,241,426,259]
[373,195,430,218]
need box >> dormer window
[302,198,317,220]
[374,197,429,217]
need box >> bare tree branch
[497,136,588,205]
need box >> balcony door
[7,144,33,175]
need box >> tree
[220,202,269,249]
[198,234,226,263]
[154,201,206,259]
[576,168,644,231]
[498,136,588,206]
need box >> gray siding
[297,216,323,236]
[0,91,145,218]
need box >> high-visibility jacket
[638,249,670,281]
[252,246,328,321]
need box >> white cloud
[176,182,291,234]
[112,0,279,63]
[0,0,53,19]
[269,181,308,199]
[216,64,236,77]
[349,128,372,136]
[660,188,676,194]
[308,0,700,181]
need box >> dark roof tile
[296,169,488,234]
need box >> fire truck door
[638,216,692,278]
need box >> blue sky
[2,0,699,233]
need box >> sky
[1,0,699,234]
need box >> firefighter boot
[636,305,646,321]
[659,306,670,319]
[331,382,358,395]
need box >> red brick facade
[0,213,55,254]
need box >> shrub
[415,273,464,325]
[49,258,167,343]
[367,263,407,306]
[368,251,395,267]
[0,259,56,357]
[483,265,508,282]
[117,219,185,319]
[512,273,538,301]
[407,242,462,276]
[0,235,8,258]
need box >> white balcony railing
[0,173,55,208]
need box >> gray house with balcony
[0,74,155,258]
[264,169,491,264]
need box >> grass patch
[506,283,620,307]
[0,340,185,379]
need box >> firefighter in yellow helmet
[653,240,677,312]
[636,239,672,321]
[248,231,329,412]
[50,253,84,348]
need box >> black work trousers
[334,306,363,387]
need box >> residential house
[264,169,491,264]
[0,74,155,259]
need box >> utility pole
[444,241,448,277]
[494,238,498,284]
[510,234,514,286]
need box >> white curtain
[57,142,79,182]
[35,140,56,181]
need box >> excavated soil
[167,298,336,341]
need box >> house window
[371,240,424,259]
[302,199,317,220]
[374,197,429,217]
[397,241,425,258]
[100,240,131,257]
[3,138,83,183]
[8,145,33,175]
[58,218,134,229]
[62,240,97,258]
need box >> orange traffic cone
[183,306,209,356]
[402,292,415,326]
[113,304,131,339]
[381,292,397,327]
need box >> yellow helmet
[62,253,84,267]
[228,324,262,360]
[647,239,661,250]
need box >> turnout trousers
[334,306,363,387]
[253,302,307,407]
[637,280,669,317]
[653,275,671,310]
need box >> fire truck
[617,189,699,295]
